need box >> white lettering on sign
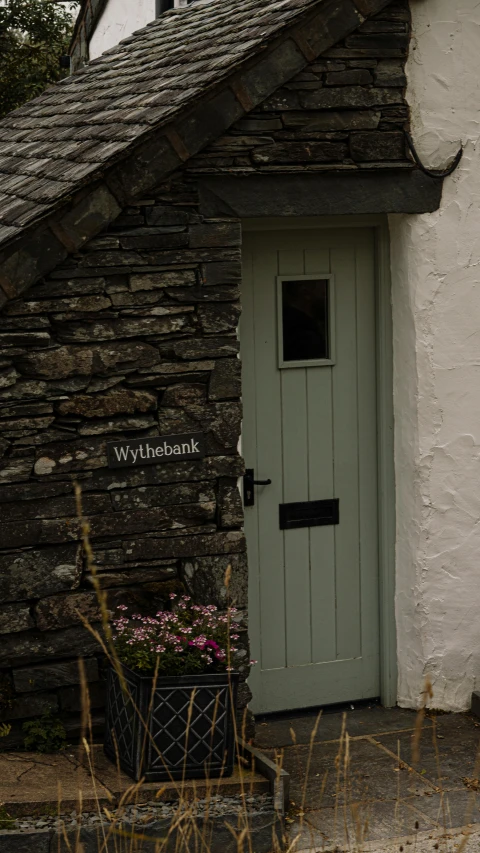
[107,433,205,469]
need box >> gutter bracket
[405,131,463,179]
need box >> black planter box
[104,665,239,782]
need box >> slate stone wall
[0,174,249,743]
[188,1,411,174]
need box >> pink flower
[113,598,243,675]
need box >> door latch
[243,468,272,507]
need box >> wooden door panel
[253,247,285,672]
[242,227,380,713]
[331,244,361,660]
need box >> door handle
[243,468,272,507]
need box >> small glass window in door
[277,273,335,368]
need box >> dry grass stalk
[33,487,478,853]
[412,676,433,766]
[56,486,273,853]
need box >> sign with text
[107,432,205,469]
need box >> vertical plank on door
[332,237,361,660]
[278,247,312,667]
[252,235,287,670]
[240,239,262,699]
[355,233,380,680]
[282,368,311,666]
[304,242,336,664]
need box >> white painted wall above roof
[88,0,214,61]
[89,0,156,58]
[89,0,205,59]
[88,0,198,60]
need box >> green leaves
[22,710,67,753]
[117,641,209,677]
[0,0,78,118]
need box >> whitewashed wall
[390,0,480,710]
[89,1,198,59]
[89,0,195,59]
[89,0,156,58]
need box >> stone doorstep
[0,742,287,816]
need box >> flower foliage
[112,595,243,676]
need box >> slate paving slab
[399,788,480,831]
[266,736,434,807]
[257,706,480,850]
[290,820,480,853]
[372,723,480,791]
[255,703,427,748]
[367,828,480,853]
[290,796,440,850]
[435,711,480,737]
[0,751,113,815]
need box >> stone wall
[188,0,411,174]
[0,174,249,743]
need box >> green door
[241,226,380,714]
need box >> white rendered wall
[390,0,480,710]
[88,1,197,59]
[89,0,156,58]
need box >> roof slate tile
[0,0,369,251]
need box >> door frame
[242,215,396,708]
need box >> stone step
[0,743,287,852]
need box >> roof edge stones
[0,0,392,307]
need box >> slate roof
[0,0,325,249]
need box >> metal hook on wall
[405,131,463,179]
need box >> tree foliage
[0,0,78,119]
